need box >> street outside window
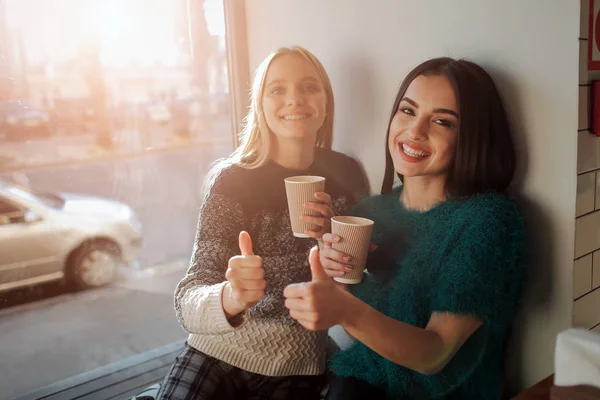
[0,0,236,398]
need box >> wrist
[339,288,363,328]
[222,282,245,320]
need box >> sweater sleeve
[430,197,526,325]
[414,196,526,397]
[174,168,247,334]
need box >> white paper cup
[284,176,326,238]
[331,216,374,284]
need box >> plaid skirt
[156,343,326,400]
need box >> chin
[392,160,418,177]
[278,130,317,141]
[396,170,420,179]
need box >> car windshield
[0,184,65,209]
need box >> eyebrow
[401,97,459,119]
[266,77,320,87]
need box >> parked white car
[0,182,142,293]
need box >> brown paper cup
[331,216,374,284]
[284,176,326,238]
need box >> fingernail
[343,255,352,262]
[331,235,340,242]
[344,266,353,271]
[339,271,346,276]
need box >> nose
[406,117,427,141]
[286,88,305,106]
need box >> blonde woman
[157,46,369,400]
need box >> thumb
[238,231,254,256]
[309,246,328,281]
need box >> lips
[396,141,430,163]
[401,143,429,157]
[281,113,310,120]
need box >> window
[0,0,245,397]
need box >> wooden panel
[13,340,184,400]
[84,365,172,400]
[67,353,177,399]
[107,382,161,400]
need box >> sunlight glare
[81,0,180,68]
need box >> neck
[400,175,447,211]
[270,136,316,170]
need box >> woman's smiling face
[388,74,459,181]
[262,53,327,144]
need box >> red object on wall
[593,81,600,137]
[590,0,600,70]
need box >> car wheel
[67,240,121,289]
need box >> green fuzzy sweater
[330,186,526,399]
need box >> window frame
[223,0,250,148]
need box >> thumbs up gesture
[308,245,329,281]
[283,246,349,331]
[223,231,266,318]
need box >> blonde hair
[201,46,334,199]
[232,45,334,169]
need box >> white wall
[244,0,580,392]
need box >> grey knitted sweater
[174,148,368,377]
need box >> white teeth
[282,114,308,120]
[402,143,429,157]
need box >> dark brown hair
[381,57,516,196]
